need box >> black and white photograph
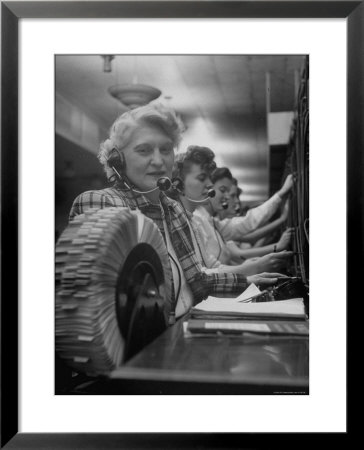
[2,0,356,444]
[54,54,309,395]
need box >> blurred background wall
[55,54,306,236]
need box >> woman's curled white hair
[98,103,184,180]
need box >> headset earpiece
[171,177,184,193]
[107,148,126,181]
[118,151,126,172]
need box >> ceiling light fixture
[108,84,162,110]
[101,55,115,73]
[107,55,161,109]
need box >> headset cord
[115,178,142,210]
[212,219,224,261]
[179,200,208,267]
[167,251,182,307]
[161,202,183,320]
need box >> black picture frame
[1,1,360,448]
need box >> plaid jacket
[70,187,248,308]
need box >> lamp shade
[108,83,162,109]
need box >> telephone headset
[172,154,217,203]
[107,147,186,324]
[106,147,225,322]
[171,176,216,203]
[171,158,217,267]
[107,148,172,194]
[108,148,216,202]
[234,205,241,214]
[176,188,208,268]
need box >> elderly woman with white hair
[69,103,283,323]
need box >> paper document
[192,298,306,320]
[236,283,261,302]
[203,283,261,304]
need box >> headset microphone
[123,177,172,195]
[156,177,172,192]
[185,189,216,203]
[108,149,172,194]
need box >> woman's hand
[276,228,295,252]
[247,272,287,287]
[278,174,294,199]
[257,250,293,272]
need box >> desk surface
[107,316,309,394]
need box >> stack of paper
[185,319,309,337]
[187,285,308,338]
[192,297,307,320]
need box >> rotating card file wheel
[115,243,167,361]
[55,207,172,376]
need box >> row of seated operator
[69,103,295,324]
